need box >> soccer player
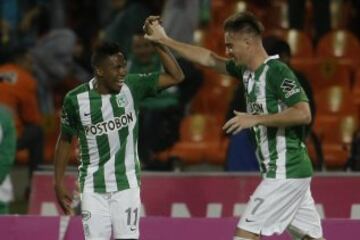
[54,39,184,239]
[144,13,324,240]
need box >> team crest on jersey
[280,79,300,98]
[82,210,91,221]
[116,95,128,107]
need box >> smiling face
[224,31,252,65]
[96,52,127,94]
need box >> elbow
[294,102,312,125]
[174,71,185,83]
[303,111,312,125]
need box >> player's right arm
[144,16,229,75]
[54,131,74,215]
[54,95,76,215]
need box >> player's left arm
[223,103,311,134]
[224,68,311,134]
[154,43,185,88]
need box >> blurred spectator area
[7,0,360,171]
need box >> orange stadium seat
[202,27,225,55]
[205,137,229,165]
[316,30,360,68]
[296,58,352,91]
[285,29,313,58]
[314,86,358,168]
[266,29,314,58]
[166,114,225,165]
[353,70,360,106]
[321,115,356,169]
[330,0,353,30]
[211,0,236,25]
[315,85,356,116]
[265,0,289,29]
[190,83,236,118]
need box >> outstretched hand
[223,111,260,135]
[143,15,168,43]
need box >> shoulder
[267,60,295,78]
[66,82,89,98]
[64,82,90,104]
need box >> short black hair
[263,36,291,56]
[223,12,264,36]
[91,42,124,68]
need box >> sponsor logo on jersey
[245,218,255,223]
[280,78,300,98]
[249,102,264,114]
[84,112,134,136]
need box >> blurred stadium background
[0,0,360,239]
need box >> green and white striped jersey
[226,55,313,179]
[61,73,159,193]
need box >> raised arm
[54,131,74,215]
[144,16,229,75]
[153,43,185,88]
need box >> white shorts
[238,178,322,238]
[81,187,141,240]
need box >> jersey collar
[264,54,279,64]
[89,78,95,90]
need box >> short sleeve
[60,94,77,136]
[125,72,160,101]
[225,60,245,80]
[269,66,308,107]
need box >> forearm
[54,135,72,187]
[255,106,311,127]
[155,44,184,81]
[160,37,216,67]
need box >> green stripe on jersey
[74,96,90,192]
[90,92,110,192]
[110,95,130,190]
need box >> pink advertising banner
[0,216,359,240]
[29,172,360,218]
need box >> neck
[247,46,269,72]
[94,77,110,94]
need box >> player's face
[132,35,155,64]
[224,31,251,65]
[100,53,127,93]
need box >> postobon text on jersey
[84,112,134,136]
